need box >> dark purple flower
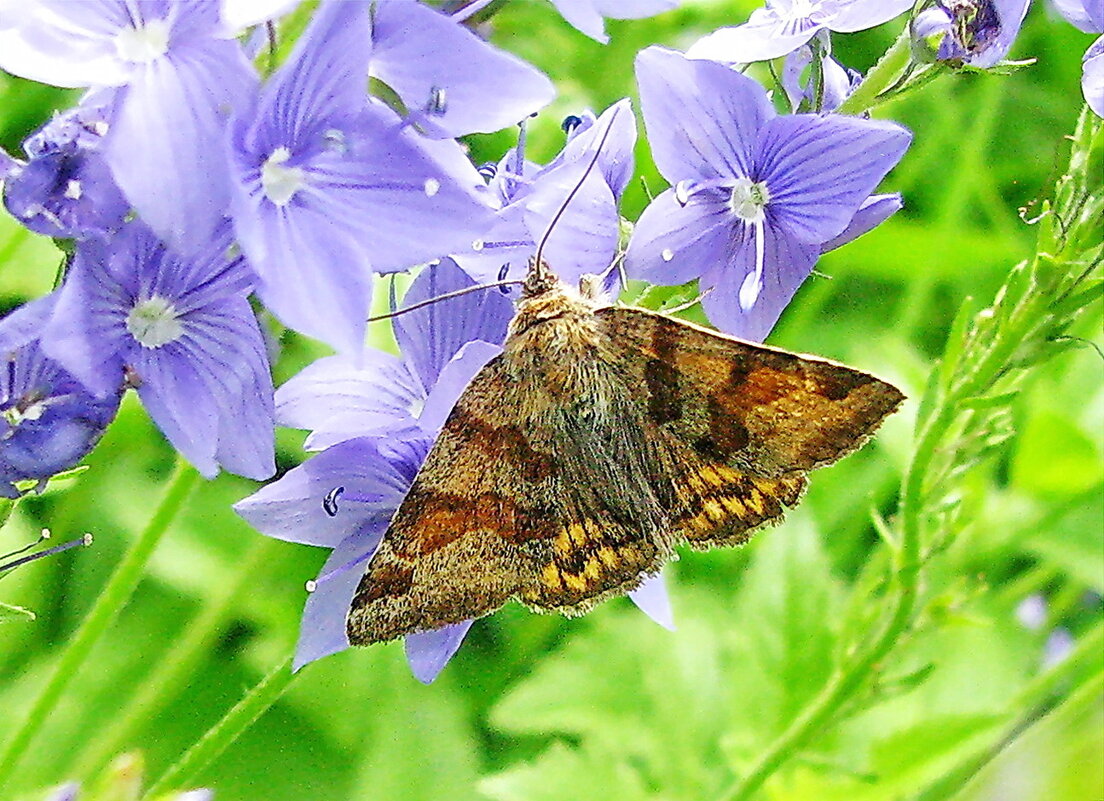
[453,99,637,289]
[0,298,120,498]
[687,0,912,63]
[227,1,496,354]
[2,91,128,240]
[40,220,274,480]
[625,48,910,340]
[0,1,257,256]
[371,0,555,138]
[913,0,1031,68]
[548,0,679,43]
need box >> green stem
[70,537,278,779]
[143,656,297,798]
[837,27,913,116]
[0,459,200,795]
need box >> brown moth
[346,258,905,645]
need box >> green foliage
[0,5,1101,801]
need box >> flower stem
[837,26,913,116]
[0,458,200,796]
[142,656,297,798]
[69,537,279,779]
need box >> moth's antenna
[531,106,622,283]
[367,278,524,323]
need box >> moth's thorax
[503,278,610,399]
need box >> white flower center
[64,180,82,200]
[261,147,305,206]
[127,296,184,349]
[729,177,771,223]
[114,19,171,64]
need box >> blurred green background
[0,1,1101,800]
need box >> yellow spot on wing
[542,564,563,589]
[563,572,588,592]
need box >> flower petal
[829,0,913,32]
[221,0,300,32]
[636,47,773,182]
[0,0,132,87]
[417,340,503,435]
[294,520,385,670]
[546,98,638,199]
[624,186,735,286]
[404,620,474,684]
[547,0,608,42]
[275,351,423,445]
[131,344,220,477]
[967,0,1031,68]
[106,38,257,256]
[686,11,821,63]
[820,192,902,253]
[371,0,554,138]
[234,436,413,548]
[756,113,911,244]
[628,571,675,631]
[700,223,818,341]
[1084,37,1104,117]
[394,258,512,393]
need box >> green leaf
[1012,409,1103,497]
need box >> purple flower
[1051,0,1104,32]
[1084,37,1104,116]
[687,0,913,63]
[2,91,128,240]
[913,0,1031,68]
[40,220,274,480]
[0,298,120,498]
[1051,2,1104,115]
[547,0,679,43]
[371,0,555,138]
[625,48,910,340]
[0,1,257,256]
[453,99,637,289]
[227,1,496,354]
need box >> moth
[346,258,904,645]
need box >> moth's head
[511,267,598,337]
[521,257,560,299]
